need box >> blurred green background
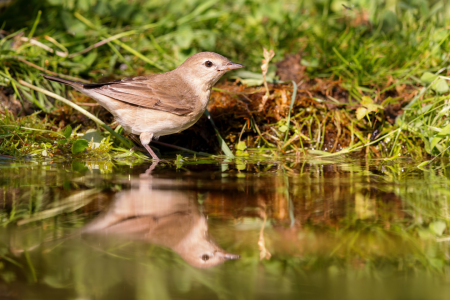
[2,0,449,82]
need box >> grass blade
[204,109,235,158]
[283,80,298,144]
[17,80,133,148]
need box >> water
[0,157,450,299]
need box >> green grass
[1,0,450,160]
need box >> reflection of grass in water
[0,159,450,297]
[219,159,450,272]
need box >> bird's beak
[218,62,244,71]
[216,251,240,260]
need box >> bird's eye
[201,254,210,261]
[204,61,213,68]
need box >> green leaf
[360,96,373,106]
[301,58,319,68]
[417,160,430,168]
[175,154,184,168]
[432,78,449,94]
[72,139,89,154]
[356,107,367,120]
[430,122,450,150]
[380,96,397,107]
[63,125,72,139]
[360,96,382,113]
[82,52,97,67]
[82,130,103,143]
[429,221,446,236]
[72,161,89,173]
[420,72,438,84]
[231,70,275,87]
[418,228,433,240]
[437,122,450,137]
[175,26,194,49]
[236,161,246,170]
[278,125,288,133]
[236,141,246,151]
[61,11,87,37]
[430,138,442,151]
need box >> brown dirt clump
[275,53,308,83]
[0,87,33,116]
[203,68,417,155]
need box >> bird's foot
[140,161,159,177]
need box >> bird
[43,52,244,160]
[82,173,240,268]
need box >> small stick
[259,48,275,112]
[17,58,90,83]
[68,30,141,58]
[74,102,99,107]
[152,140,211,157]
[20,37,68,57]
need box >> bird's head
[188,248,240,269]
[177,52,244,89]
[174,214,240,268]
[178,241,240,269]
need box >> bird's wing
[84,75,196,116]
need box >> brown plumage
[44,52,243,159]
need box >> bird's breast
[191,88,211,112]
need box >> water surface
[0,157,450,299]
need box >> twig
[282,134,299,149]
[44,35,69,56]
[258,208,271,260]
[259,48,275,111]
[16,58,90,83]
[152,140,211,156]
[68,30,143,58]
[20,37,68,57]
[437,236,450,242]
[73,102,99,106]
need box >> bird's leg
[140,161,159,177]
[140,132,160,160]
[128,135,146,152]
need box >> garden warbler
[44,52,243,160]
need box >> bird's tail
[43,75,84,88]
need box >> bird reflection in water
[82,162,239,268]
